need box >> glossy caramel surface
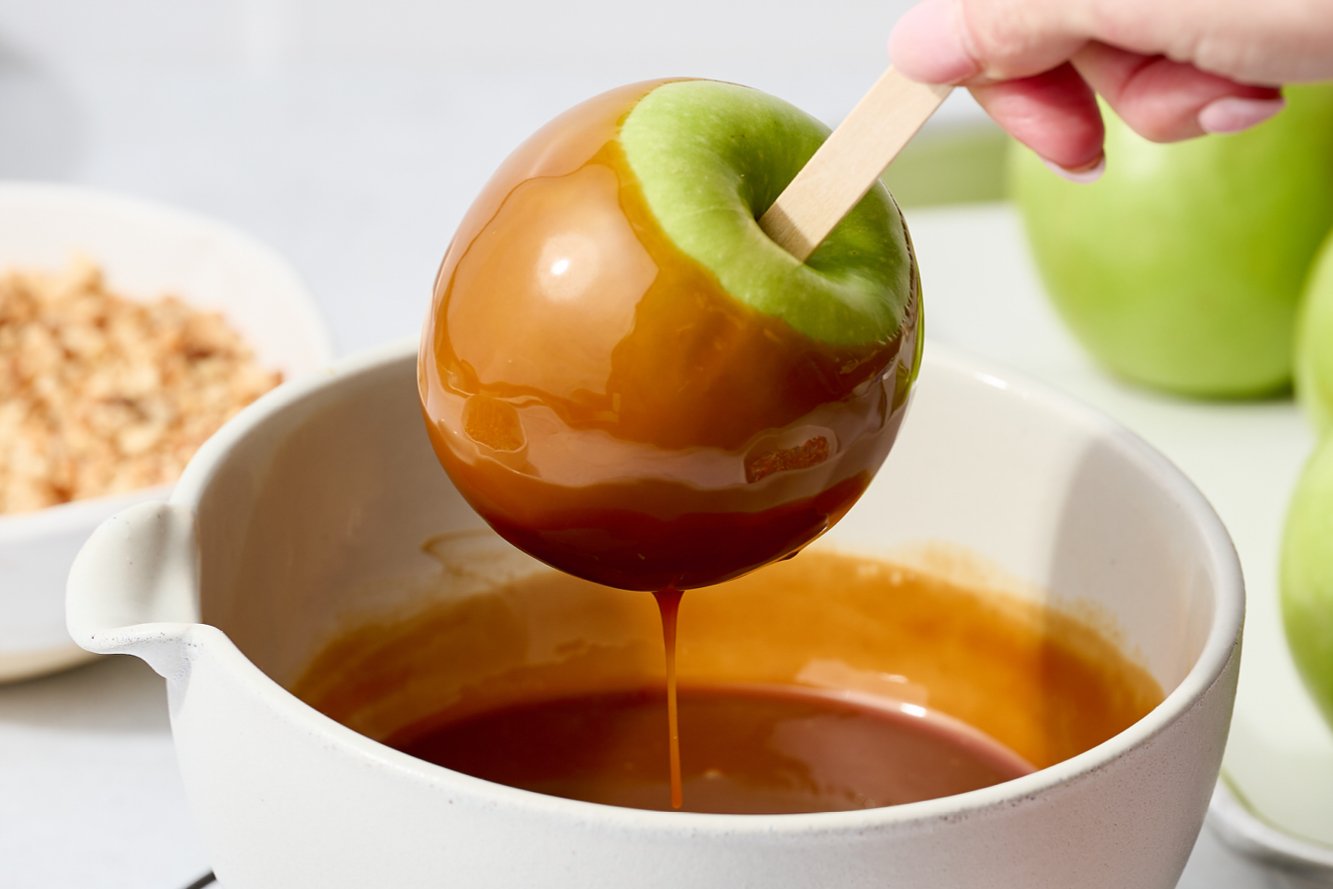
[419,82,921,590]
[387,683,1034,814]
[292,547,1165,810]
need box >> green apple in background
[1010,85,1333,398]
[1281,434,1333,732]
[1296,229,1333,432]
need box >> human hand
[889,0,1333,179]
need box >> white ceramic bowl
[67,341,1243,889]
[0,182,333,683]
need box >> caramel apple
[419,79,922,591]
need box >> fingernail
[889,0,980,83]
[1043,154,1106,184]
[1198,96,1286,134]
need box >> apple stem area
[759,68,950,262]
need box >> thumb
[889,0,1087,83]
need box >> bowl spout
[66,501,198,679]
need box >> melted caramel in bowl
[387,682,1035,814]
[292,547,1162,813]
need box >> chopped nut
[0,261,282,515]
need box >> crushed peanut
[0,260,282,515]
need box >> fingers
[1072,43,1284,141]
[968,64,1106,173]
[890,0,1333,87]
[966,48,1284,177]
[888,0,1298,176]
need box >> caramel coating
[419,81,921,590]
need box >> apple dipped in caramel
[419,79,922,592]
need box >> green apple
[1281,434,1333,731]
[1010,84,1333,398]
[1296,229,1333,433]
[420,79,922,590]
[619,80,913,346]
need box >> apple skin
[620,80,915,347]
[1296,228,1333,433]
[419,80,922,590]
[1010,85,1333,398]
[1281,434,1333,732]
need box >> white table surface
[0,1,1313,886]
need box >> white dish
[907,202,1333,878]
[0,181,334,683]
[68,340,1241,889]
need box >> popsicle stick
[760,68,952,262]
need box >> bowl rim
[0,180,335,542]
[169,338,1245,833]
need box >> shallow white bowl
[0,182,333,683]
[69,341,1243,889]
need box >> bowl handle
[66,500,198,679]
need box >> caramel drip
[654,586,685,810]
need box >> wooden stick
[759,68,952,262]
